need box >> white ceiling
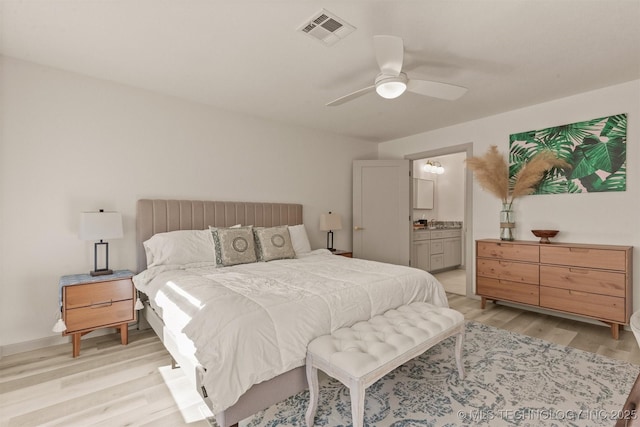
[1,0,639,143]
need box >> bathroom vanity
[412,224,462,272]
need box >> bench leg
[350,381,366,427]
[305,357,319,427]
[455,329,465,379]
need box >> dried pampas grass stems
[466,145,570,207]
[510,151,571,202]
[465,145,509,203]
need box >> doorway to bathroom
[406,143,473,296]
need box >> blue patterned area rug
[224,322,640,427]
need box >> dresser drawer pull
[569,247,589,253]
[91,300,113,308]
[568,290,588,297]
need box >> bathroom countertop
[413,221,463,230]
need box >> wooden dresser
[476,239,633,339]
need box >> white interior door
[353,160,410,265]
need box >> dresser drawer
[65,299,135,333]
[477,277,539,305]
[477,258,539,284]
[430,240,444,254]
[540,265,626,297]
[540,246,627,271]
[540,286,626,323]
[64,279,134,309]
[477,241,539,262]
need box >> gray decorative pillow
[254,226,296,262]
[209,226,257,267]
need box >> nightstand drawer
[64,279,134,309]
[65,300,135,333]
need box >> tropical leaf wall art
[509,113,627,194]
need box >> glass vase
[500,203,515,241]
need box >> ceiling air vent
[297,9,355,46]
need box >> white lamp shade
[319,213,342,231]
[79,211,123,241]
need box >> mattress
[133,249,448,414]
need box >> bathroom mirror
[413,178,434,209]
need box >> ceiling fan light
[376,81,407,99]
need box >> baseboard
[0,322,139,358]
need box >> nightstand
[332,249,353,258]
[59,270,136,357]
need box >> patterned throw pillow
[209,226,257,267]
[253,226,296,262]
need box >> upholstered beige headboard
[136,199,303,272]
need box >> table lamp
[79,209,123,276]
[319,212,342,252]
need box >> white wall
[0,57,376,351]
[412,153,466,222]
[380,80,640,307]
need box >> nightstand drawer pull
[91,300,113,308]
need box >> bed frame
[135,199,307,427]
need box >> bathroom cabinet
[412,229,462,272]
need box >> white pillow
[143,229,216,268]
[288,224,312,256]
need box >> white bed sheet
[133,249,448,414]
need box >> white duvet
[133,249,448,414]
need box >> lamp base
[90,269,113,277]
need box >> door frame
[405,142,474,297]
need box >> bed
[133,199,448,427]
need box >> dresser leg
[72,333,81,358]
[480,297,486,309]
[610,323,620,340]
[119,324,129,345]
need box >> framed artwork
[509,113,627,194]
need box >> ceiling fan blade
[407,79,468,100]
[373,35,404,76]
[326,85,376,106]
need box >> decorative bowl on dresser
[531,229,559,244]
[476,239,632,339]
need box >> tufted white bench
[305,302,465,427]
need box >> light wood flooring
[433,267,466,295]
[2,294,640,427]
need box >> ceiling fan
[326,35,468,106]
